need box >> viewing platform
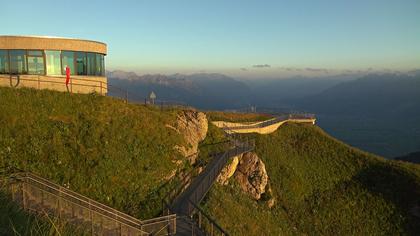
[212,114,316,134]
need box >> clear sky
[3,0,420,77]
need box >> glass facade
[96,54,104,76]
[0,50,8,74]
[27,50,45,75]
[0,49,105,76]
[45,50,62,75]
[61,51,75,75]
[87,53,96,76]
[9,50,27,74]
[76,52,87,75]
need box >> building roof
[0,35,107,54]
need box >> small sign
[149,91,156,100]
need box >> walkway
[168,138,253,236]
[212,114,316,134]
[1,172,176,235]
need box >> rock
[234,152,268,200]
[217,155,240,185]
[267,197,276,208]
[173,110,208,163]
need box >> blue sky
[3,0,420,77]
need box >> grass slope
[203,123,420,235]
[0,87,190,232]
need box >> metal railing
[2,172,176,235]
[188,144,254,210]
[189,200,228,236]
[1,74,110,95]
[222,113,316,130]
[1,75,192,110]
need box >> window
[45,50,61,75]
[61,51,75,75]
[95,53,105,76]
[27,50,45,75]
[87,52,96,76]
[9,50,27,74]
[0,50,8,74]
[76,52,87,75]
[100,54,105,76]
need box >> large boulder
[217,152,269,200]
[172,110,208,163]
[217,155,240,185]
[234,152,269,200]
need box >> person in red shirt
[65,65,71,86]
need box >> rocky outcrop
[217,155,240,185]
[235,152,269,200]
[172,110,208,163]
[217,152,269,201]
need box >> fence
[1,74,109,94]
[189,200,228,236]
[2,172,176,236]
[222,113,316,130]
[1,75,191,110]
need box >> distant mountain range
[107,71,251,109]
[107,71,358,110]
[297,73,420,118]
[107,70,420,158]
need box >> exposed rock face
[217,155,240,185]
[235,152,269,200]
[217,152,269,200]
[173,110,208,163]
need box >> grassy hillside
[0,87,192,232]
[203,123,420,235]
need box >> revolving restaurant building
[0,35,107,94]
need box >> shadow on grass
[354,163,420,234]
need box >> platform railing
[222,113,316,130]
[2,172,176,235]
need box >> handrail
[4,171,177,235]
[13,178,148,233]
[222,113,315,130]
[1,75,192,108]
[188,200,229,236]
[10,172,143,226]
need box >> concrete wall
[0,75,107,95]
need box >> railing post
[58,187,61,219]
[22,181,27,210]
[89,199,94,235]
[100,81,103,95]
[199,211,202,228]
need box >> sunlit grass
[0,87,191,232]
[203,123,420,235]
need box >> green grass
[0,191,87,236]
[203,123,420,235]
[0,87,192,232]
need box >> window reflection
[87,53,96,76]
[45,50,61,75]
[27,50,45,75]
[9,50,27,74]
[76,52,87,75]
[62,51,75,75]
[0,49,105,76]
[0,50,9,74]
